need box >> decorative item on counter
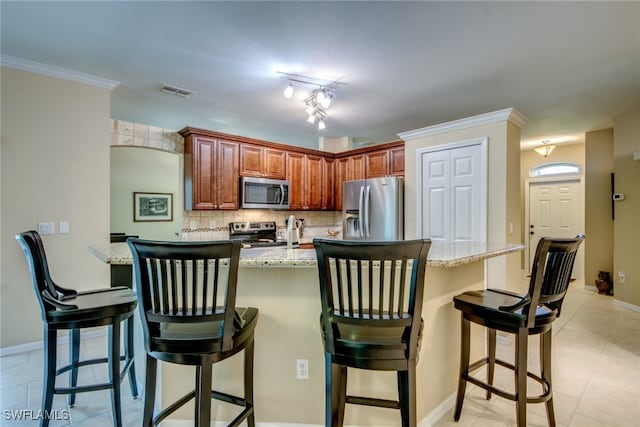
[595,271,613,295]
[327,229,340,237]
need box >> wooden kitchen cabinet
[365,145,405,178]
[390,146,405,176]
[365,150,389,178]
[334,155,366,211]
[182,133,239,210]
[323,158,335,210]
[239,144,286,179]
[287,152,330,210]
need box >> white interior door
[418,139,487,242]
[528,179,584,279]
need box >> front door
[528,179,584,279]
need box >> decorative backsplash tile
[180,210,342,241]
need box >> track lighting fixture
[277,71,344,131]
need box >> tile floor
[1,283,638,426]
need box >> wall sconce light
[277,71,344,131]
[534,140,556,158]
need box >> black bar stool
[452,235,584,427]
[15,230,138,427]
[127,238,258,427]
[313,238,431,427]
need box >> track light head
[283,82,294,98]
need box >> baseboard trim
[614,299,640,313]
[159,395,456,427]
[418,392,456,427]
[0,328,107,357]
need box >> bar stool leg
[486,328,496,400]
[244,339,256,427]
[108,322,123,427]
[195,358,213,427]
[326,352,346,427]
[541,329,556,427]
[42,327,57,427]
[124,316,138,398]
[143,355,157,427]
[454,316,470,421]
[69,329,80,406]
[515,328,528,427]
[398,361,417,427]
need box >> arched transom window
[530,162,581,177]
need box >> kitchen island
[89,241,523,426]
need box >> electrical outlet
[296,359,309,379]
[618,271,626,284]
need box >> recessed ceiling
[2,1,639,150]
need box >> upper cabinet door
[239,145,286,179]
[287,152,305,210]
[190,136,217,210]
[263,148,286,179]
[215,140,239,210]
[239,144,263,177]
[365,150,389,178]
[183,134,239,210]
[389,146,405,176]
[306,155,324,210]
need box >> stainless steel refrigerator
[343,176,404,241]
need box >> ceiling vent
[161,85,194,98]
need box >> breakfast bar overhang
[89,241,523,426]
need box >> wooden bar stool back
[453,235,585,427]
[313,238,431,427]
[15,230,138,427]
[127,239,258,427]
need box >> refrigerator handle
[364,185,371,238]
[358,185,365,237]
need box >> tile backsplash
[181,210,342,241]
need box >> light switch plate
[38,222,55,235]
[59,221,70,234]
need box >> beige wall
[584,129,614,287]
[110,146,183,240]
[404,119,522,290]
[1,67,111,348]
[613,107,640,306]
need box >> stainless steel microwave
[240,177,289,209]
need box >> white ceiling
[2,1,639,150]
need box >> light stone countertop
[88,241,523,268]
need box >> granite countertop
[88,241,523,268]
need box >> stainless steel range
[228,221,287,248]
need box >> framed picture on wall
[133,192,173,222]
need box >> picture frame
[133,192,173,222]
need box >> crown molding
[1,55,119,90]
[397,108,528,141]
